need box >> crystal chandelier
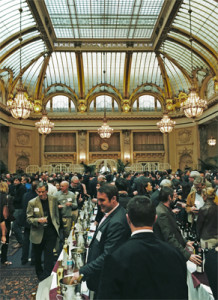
[35,112,54,135]
[207,137,216,146]
[98,54,113,139]
[157,113,176,134]
[98,112,113,138]
[181,88,207,118]
[181,0,207,119]
[7,4,33,119]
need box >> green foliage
[117,159,129,173]
[0,160,8,175]
[81,162,96,176]
[198,158,218,171]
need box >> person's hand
[92,198,97,203]
[69,271,80,285]
[58,205,63,209]
[177,201,186,208]
[66,202,72,206]
[190,206,198,213]
[133,191,138,195]
[186,241,194,250]
[189,254,202,265]
[78,197,83,202]
[38,217,48,224]
[1,236,6,244]
[172,208,180,214]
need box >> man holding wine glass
[27,182,60,281]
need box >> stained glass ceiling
[44,0,165,40]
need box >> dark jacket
[80,204,131,292]
[12,183,27,209]
[22,190,38,228]
[0,193,15,222]
[97,232,188,299]
[154,202,190,260]
[196,199,218,240]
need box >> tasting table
[187,261,214,300]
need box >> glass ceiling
[1,0,37,43]
[0,0,217,108]
[44,0,165,39]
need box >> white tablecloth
[187,261,214,300]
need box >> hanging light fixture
[157,44,176,134]
[7,1,33,119]
[35,74,54,134]
[98,53,113,139]
[180,0,207,119]
[207,137,216,146]
[157,113,176,134]
[35,111,54,135]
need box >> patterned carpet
[0,267,38,300]
[0,235,38,300]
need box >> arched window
[46,95,76,112]
[132,95,161,112]
[89,95,119,112]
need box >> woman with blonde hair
[196,187,218,249]
[0,181,14,265]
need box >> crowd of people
[0,168,218,299]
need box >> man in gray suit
[154,186,201,265]
[27,182,60,281]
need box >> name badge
[34,207,40,212]
[96,231,102,242]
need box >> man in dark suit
[70,183,131,295]
[154,186,202,265]
[27,182,60,281]
[97,196,188,300]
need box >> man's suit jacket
[80,204,131,292]
[154,202,190,260]
[26,195,60,244]
[97,232,188,299]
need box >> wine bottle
[203,242,209,269]
[184,224,189,239]
[193,240,198,255]
[57,261,64,294]
[196,245,204,273]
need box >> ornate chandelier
[181,0,207,119]
[207,137,216,146]
[181,88,207,118]
[157,113,176,134]
[98,54,113,139]
[35,113,54,135]
[7,4,33,119]
[98,112,113,138]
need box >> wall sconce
[80,153,86,163]
[124,154,130,162]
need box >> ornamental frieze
[16,132,30,145]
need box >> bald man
[55,181,78,238]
